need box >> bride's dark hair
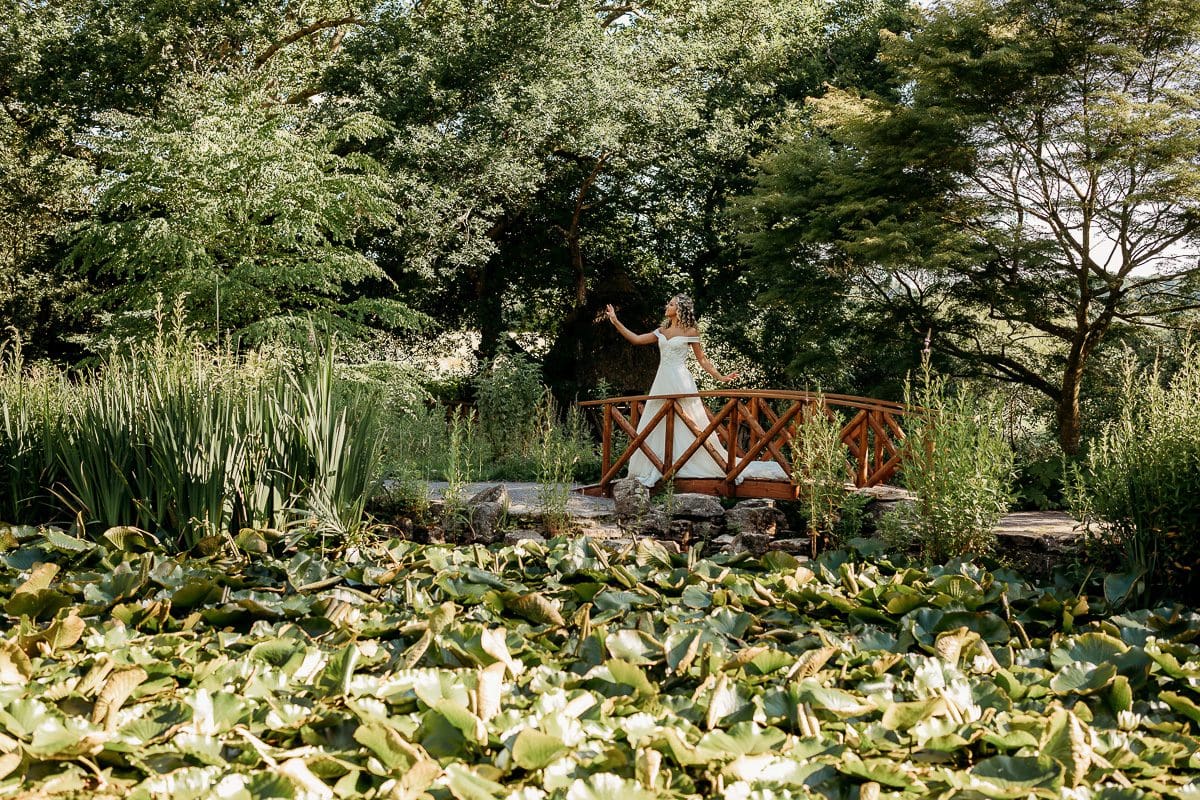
[667,294,697,329]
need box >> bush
[790,398,851,555]
[1069,344,1200,604]
[475,353,544,463]
[885,363,1014,563]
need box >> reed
[0,331,383,552]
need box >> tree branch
[254,17,364,68]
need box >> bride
[605,295,788,487]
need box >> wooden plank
[663,399,737,481]
[867,450,904,487]
[857,413,869,486]
[600,402,671,485]
[670,478,796,500]
[601,403,612,477]
[664,399,675,479]
[734,479,800,500]
[727,401,740,471]
[840,411,867,460]
[731,403,803,482]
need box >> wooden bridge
[576,390,912,499]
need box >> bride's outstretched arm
[604,305,657,345]
[691,342,739,382]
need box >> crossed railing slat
[579,390,912,497]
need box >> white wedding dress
[626,331,789,487]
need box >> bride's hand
[718,371,740,383]
[604,304,617,323]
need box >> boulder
[503,529,547,546]
[769,537,814,557]
[612,478,652,522]
[665,519,693,545]
[724,499,787,538]
[468,501,507,545]
[665,493,725,520]
[854,485,915,522]
[713,531,774,557]
[468,484,509,508]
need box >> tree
[69,75,408,345]
[1,0,400,351]
[740,0,1200,453]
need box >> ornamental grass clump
[1069,344,1200,604]
[884,362,1014,563]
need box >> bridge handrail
[578,389,915,415]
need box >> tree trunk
[476,258,505,361]
[1056,356,1086,456]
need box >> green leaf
[42,528,95,553]
[1049,662,1117,696]
[881,698,944,731]
[504,592,565,627]
[606,658,657,697]
[442,763,505,800]
[511,728,566,770]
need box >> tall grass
[1069,343,1200,604]
[882,361,1014,563]
[0,333,383,551]
[0,339,65,524]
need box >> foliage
[475,354,546,467]
[886,363,1015,563]
[0,340,66,524]
[1069,344,1200,604]
[789,399,851,555]
[68,75,411,347]
[2,528,1200,797]
[740,0,1200,453]
[535,394,581,537]
[0,332,382,550]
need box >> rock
[692,520,724,546]
[854,485,915,522]
[468,484,509,508]
[665,493,725,520]
[468,501,507,545]
[665,519,694,545]
[634,509,670,536]
[769,537,814,557]
[715,531,774,556]
[504,529,546,546]
[612,478,652,522]
[724,499,787,538]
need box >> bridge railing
[576,390,913,498]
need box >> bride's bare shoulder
[683,327,701,338]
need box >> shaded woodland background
[3,0,1200,461]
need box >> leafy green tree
[1,0,398,350]
[741,0,1200,452]
[69,75,409,345]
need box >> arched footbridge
[576,390,912,499]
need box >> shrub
[1069,344,1200,604]
[790,398,851,555]
[535,392,579,535]
[888,363,1015,563]
[475,353,544,463]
